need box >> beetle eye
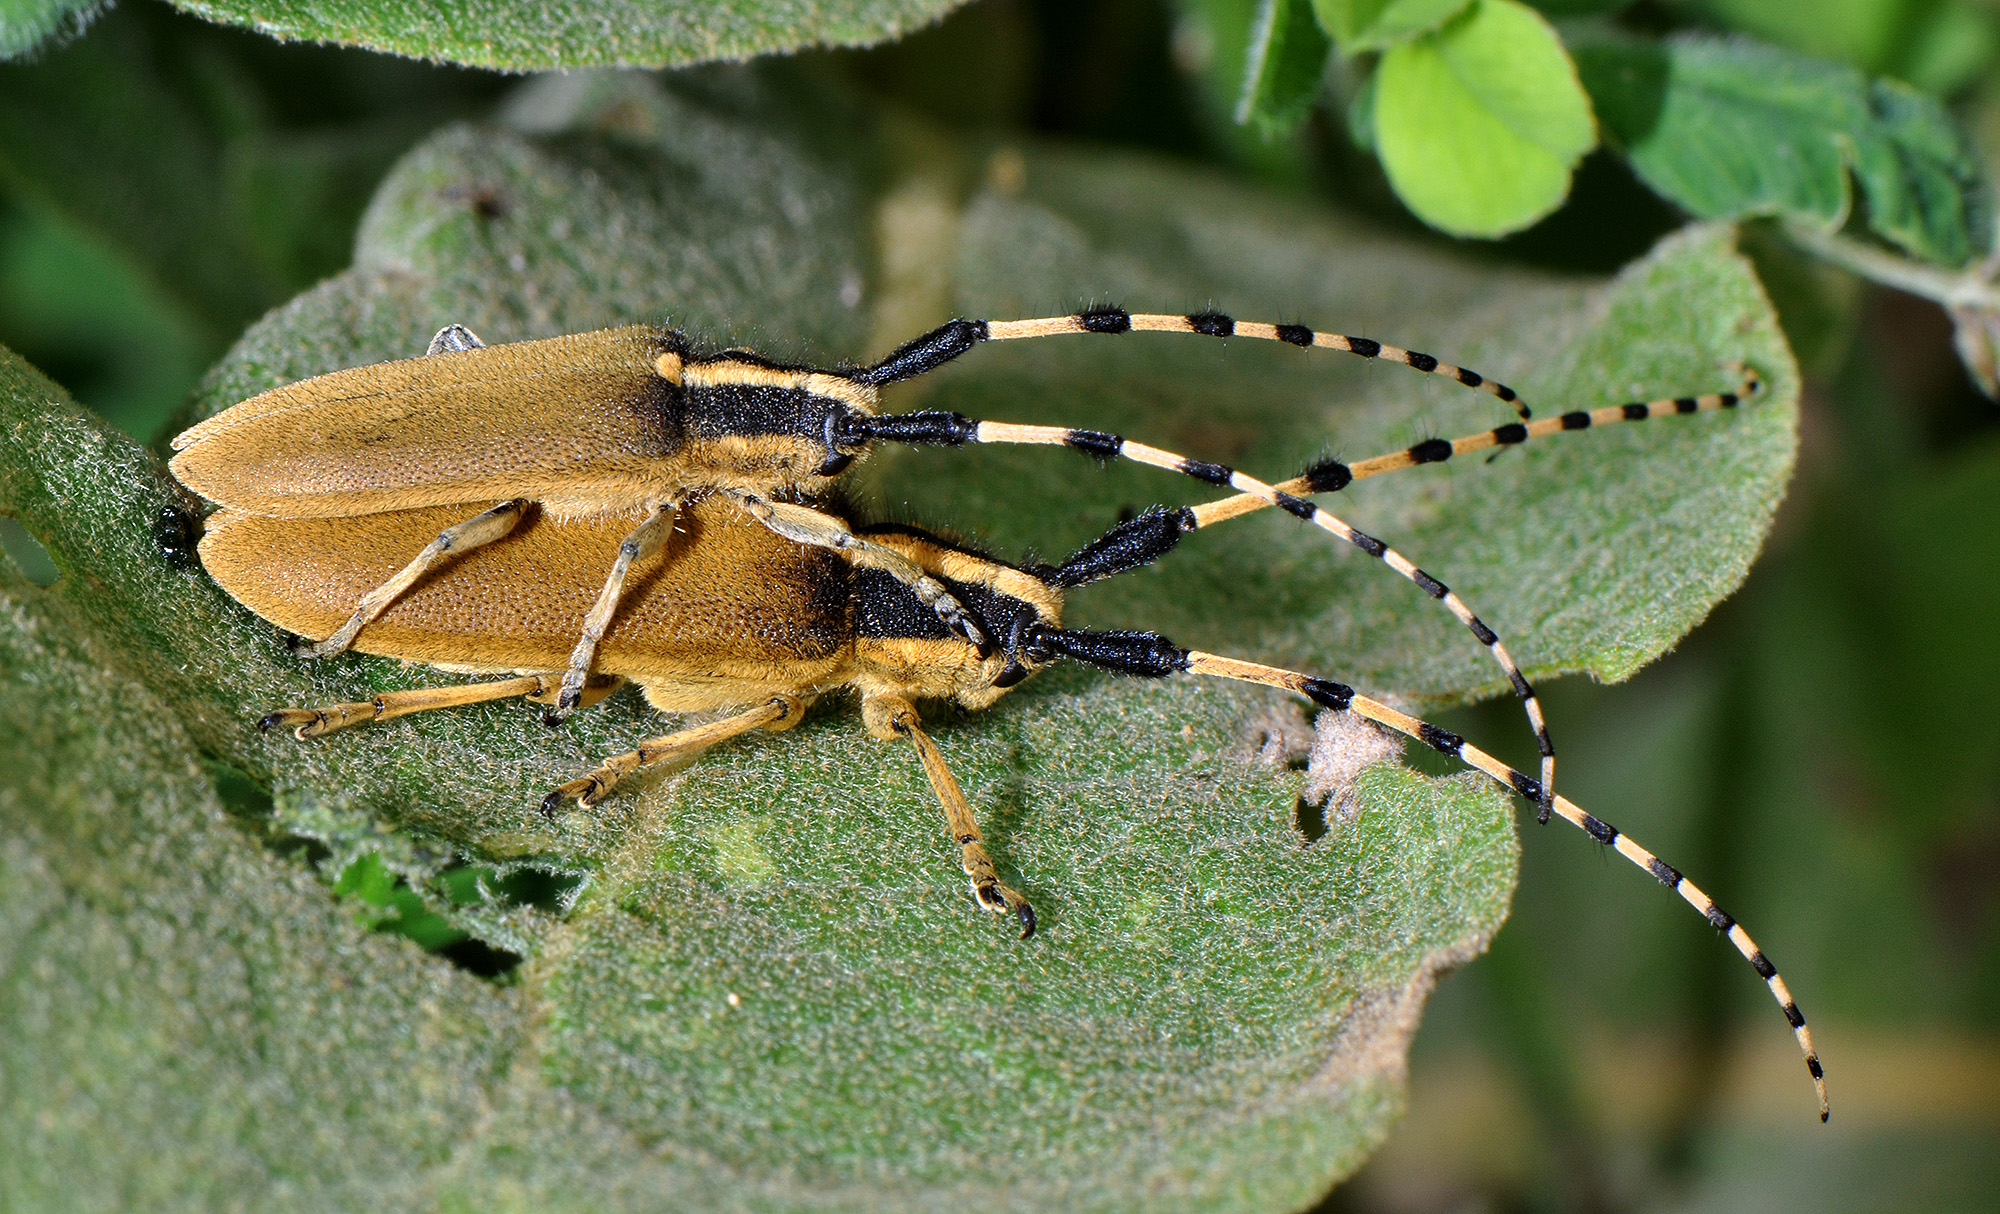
[818,407,862,476]
[825,405,871,452]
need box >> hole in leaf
[445,862,586,915]
[1293,795,1328,845]
[336,853,483,950]
[332,855,584,981]
[203,757,274,821]
[0,515,59,586]
[433,936,526,979]
[198,756,573,981]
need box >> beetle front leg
[727,491,993,656]
[865,692,1035,938]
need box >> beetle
[170,307,1754,820]
[195,484,1825,1122]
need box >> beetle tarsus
[946,610,994,658]
[971,879,1037,939]
[260,708,318,734]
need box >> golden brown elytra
[206,490,1825,1119]
[170,326,876,521]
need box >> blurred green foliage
[0,0,1995,1211]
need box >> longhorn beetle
[191,479,1825,1124]
[172,308,1761,822]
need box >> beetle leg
[726,491,993,657]
[260,671,620,739]
[425,324,486,355]
[299,499,529,659]
[548,500,681,723]
[542,694,805,816]
[866,692,1035,939]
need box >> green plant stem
[1783,219,2000,311]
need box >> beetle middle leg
[865,692,1035,938]
[261,671,622,739]
[542,694,807,815]
[547,499,680,723]
[299,498,529,659]
[726,491,993,655]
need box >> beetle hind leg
[260,671,620,739]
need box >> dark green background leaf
[0,4,507,436]
[1574,33,1992,267]
[1699,0,1998,96]
[1237,0,1332,131]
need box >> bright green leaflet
[0,70,1794,1210]
[1573,32,1991,268]
[1310,0,1469,51]
[167,0,972,70]
[1372,0,1597,238]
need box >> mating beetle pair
[169,307,1824,1120]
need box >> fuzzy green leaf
[165,0,972,70]
[1573,33,1992,267]
[1372,0,1598,238]
[0,68,1794,1210]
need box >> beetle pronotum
[171,308,1809,1115]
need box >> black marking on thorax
[854,569,1029,646]
[687,382,831,441]
[850,529,1038,646]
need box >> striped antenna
[858,306,1528,419]
[1190,371,1765,529]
